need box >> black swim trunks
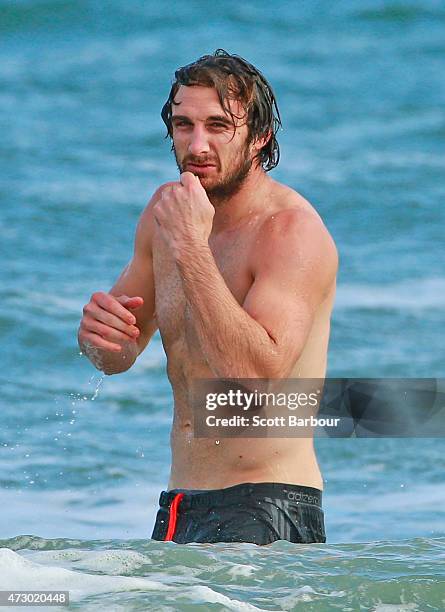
[151,482,326,545]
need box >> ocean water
[1,0,444,609]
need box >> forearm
[176,243,281,378]
[78,334,139,375]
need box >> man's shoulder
[260,181,337,262]
[250,182,338,298]
[247,181,338,297]
[134,185,170,255]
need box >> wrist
[172,237,210,265]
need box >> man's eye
[210,122,227,129]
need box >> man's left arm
[153,173,338,378]
[177,210,337,379]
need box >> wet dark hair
[161,49,282,172]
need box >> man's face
[171,85,255,201]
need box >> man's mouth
[186,162,217,172]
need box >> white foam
[226,562,256,578]
[278,585,347,608]
[372,604,418,611]
[185,584,272,611]
[23,549,152,574]
[0,548,169,602]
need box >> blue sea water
[1,0,444,609]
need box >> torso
[152,184,336,491]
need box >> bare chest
[152,229,254,349]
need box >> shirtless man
[78,50,338,545]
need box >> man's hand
[78,292,144,353]
[153,172,214,257]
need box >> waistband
[159,482,322,510]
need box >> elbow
[255,346,301,380]
[254,332,295,379]
[249,359,290,381]
[253,364,289,380]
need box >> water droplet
[215,440,220,445]
[91,375,105,401]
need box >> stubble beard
[173,140,253,205]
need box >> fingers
[84,318,138,346]
[161,184,178,197]
[80,331,124,353]
[93,292,137,325]
[116,295,144,310]
[180,171,199,188]
[155,175,198,202]
[80,292,141,351]
[150,182,178,204]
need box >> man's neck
[209,168,272,234]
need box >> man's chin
[190,174,217,191]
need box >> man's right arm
[78,200,158,375]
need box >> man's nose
[188,126,210,156]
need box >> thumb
[180,171,199,189]
[116,295,144,310]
